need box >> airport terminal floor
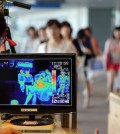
[77,75,108,134]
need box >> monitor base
[10,115,54,126]
[10,118,54,126]
[1,115,55,133]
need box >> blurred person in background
[35,27,47,44]
[34,27,47,52]
[20,26,38,53]
[37,19,79,121]
[77,29,96,108]
[61,21,73,44]
[38,27,47,44]
[104,27,120,94]
[72,32,84,57]
[38,19,77,54]
[84,27,102,56]
[61,21,84,58]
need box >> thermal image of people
[34,71,46,89]
[0,59,71,106]
[65,75,70,92]
[35,76,52,102]
[57,71,70,97]
[10,100,19,105]
[24,70,52,105]
[45,69,52,83]
[24,85,37,105]
[65,75,70,100]
[35,71,52,102]
[18,69,25,92]
[25,69,34,95]
[17,68,70,105]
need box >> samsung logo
[21,109,38,112]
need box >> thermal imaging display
[0,58,72,106]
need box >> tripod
[5,26,16,53]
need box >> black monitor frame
[0,53,76,115]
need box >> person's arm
[31,75,34,85]
[78,40,92,54]
[0,128,22,134]
[68,42,79,55]
[80,45,92,54]
[91,37,102,55]
[103,39,111,70]
[104,39,110,55]
[68,43,84,65]
[18,74,20,84]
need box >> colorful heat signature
[11,69,70,105]
[52,70,56,93]
[0,59,71,105]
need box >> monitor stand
[10,115,54,126]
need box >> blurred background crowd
[18,20,102,109]
[7,17,120,109]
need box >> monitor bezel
[0,53,76,114]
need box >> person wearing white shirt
[20,26,37,53]
[104,27,120,93]
[38,19,77,54]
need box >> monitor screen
[0,54,76,114]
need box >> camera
[0,0,31,16]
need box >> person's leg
[24,94,33,105]
[83,80,92,108]
[83,70,93,108]
[106,70,117,102]
[107,70,116,93]
[114,71,120,93]
[32,94,37,104]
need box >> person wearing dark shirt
[72,39,84,56]
[83,37,95,67]
[77,29,95,108]
[84,27,101,56]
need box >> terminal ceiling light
[36,0,64,3]
[25,0,36,4]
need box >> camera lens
[4,9,9,16]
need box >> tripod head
[0,0,31,16]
